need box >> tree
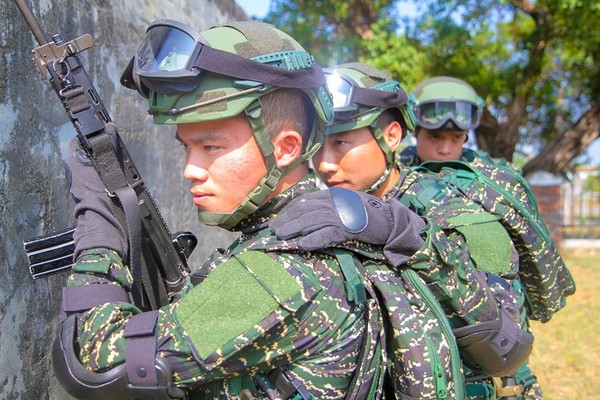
[264,0,600,175]
[264,0,398,65]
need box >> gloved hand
[66,139,127,260]
[270,187,426,267]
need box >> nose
[437,140,453,156]
[314,146,338,174]
[183,160,208,183]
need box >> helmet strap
[365,119,395,194]
[197,99,282,230]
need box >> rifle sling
[87,132,156,309]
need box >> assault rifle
[15,0,197,311]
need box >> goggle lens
[137,26,196,74]
[325,73,355,111]
[417,101,480,130]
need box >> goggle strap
[352,86,408,109]
[194,46,326,89]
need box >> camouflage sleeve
[67,248,362,391]
[408,220,510,326]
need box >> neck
[264,164,309,203]
[372,167,400,199]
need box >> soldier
[55,21,428,399]
[270,63,540,399]
[398,75,518,170]
[401,75,570,399]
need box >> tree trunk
[475,95,527,162]
[523,97,600,176]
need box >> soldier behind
[271,63,539,399]
[398,76,516,170]
[401,75,574,399]
[54,21,428,399]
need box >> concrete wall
[0,1,247,398]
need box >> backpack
[245,236,466,400]
[397,159,576,322]
[245,222,528,400]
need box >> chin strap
[197,98,323,230]
[364,120,394,194]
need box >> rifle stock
[14,0,196,310]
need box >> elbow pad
[454,306,534,377]
[53,315,185,400]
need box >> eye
[203,145,222,152]
[177,140,190,152]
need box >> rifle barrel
[14,0,51,45]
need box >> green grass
[528,250,600,400]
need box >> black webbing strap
[61,86,91,113]
[60,284,130,322]
[114,185,148,308]
[87,132,156,309]
[268,368,313,400]
[124,310,160,386]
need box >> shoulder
[463,148,523,175]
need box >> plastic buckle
[492,377,524,398]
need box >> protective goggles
[324,69,408,113]
[120,19,326,98]
[415,100,482,130]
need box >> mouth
[325,180,348,188]
[190,190,211,207]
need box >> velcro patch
[175,251,304,361]
[447,214,513,275]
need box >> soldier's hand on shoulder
[270,188,426,267]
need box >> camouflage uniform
[66,173,381,399]
[388,165,546,400]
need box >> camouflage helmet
[121,20,333,229]
[323,63,415,192]
[411,76,484,131]
[325,63,416,136]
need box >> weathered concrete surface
[0,1,247,398]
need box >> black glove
[270,187,426,267]
[66,139,127,260]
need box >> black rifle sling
[86,130,158,310]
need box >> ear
[272,129,303,168]
[382,121,403,152]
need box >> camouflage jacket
[386,167,541,400]
[384,173,521,329]
[65,173,378,399]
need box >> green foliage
[360,18,427,89]
[263,0,600,162]
[584,171,600,192]
[263,0,397,66]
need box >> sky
[234,0,599,167]
[236,0,270,19]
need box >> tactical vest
[397,159,575,322]
[228,230,466,400]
